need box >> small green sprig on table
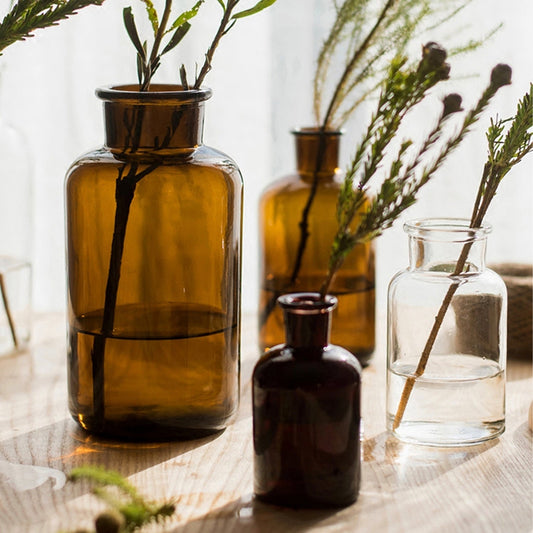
[66,466,176,533]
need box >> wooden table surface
[0,313,531,533]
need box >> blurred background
[0,0,531,317]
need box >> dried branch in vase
[88,0,278,430]
[392,80,533,431]
[321,63,514,297]
[259,0,496,331]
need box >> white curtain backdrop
[0,0,531,315]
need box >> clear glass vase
[0,109,32,356]
[386,218,507,446]
[65,85,242,440]
[253,293,362,508]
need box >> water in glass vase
[387,354,505,446]
[68,302,238,440]
[259,273,375,364]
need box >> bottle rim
[291,127,344,136]
[277,292,337,314]
[404,217,492,242]
[96,84,212,105]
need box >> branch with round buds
[320,60,512,297]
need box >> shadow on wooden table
[168,493,359,532]
[0,417,223,527]
[362,431,499,492]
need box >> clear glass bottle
[387,218,507,446]
[253,293,362,508]
[0,102,32,356]
[258,129,375,366]
[65,85,242,440]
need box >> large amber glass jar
[258,129,375,366]
[65,85,242,440]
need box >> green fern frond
[0,0,103,53]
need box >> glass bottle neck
[279,293,337,351]
[293,129,342,181]
[406,219,490,273]
[97,85,211,156]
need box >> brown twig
[0,272,18,349]
[322,0,397,129]
[194,0,238,89]
[258,129,329,328]
[391,240,472,429]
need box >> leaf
[141,0,159,36]
[136,52,143,85]
[180,64,189,90]
[123,7,146,61]
[167,0,204,33]
[217,0,226,9]
[161,22,191,55]
[232,0,277,19]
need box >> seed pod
[422,41,447,68]
[490,63,512,89]
[94,510,125,533]
[442,93,463,117]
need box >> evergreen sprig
[0,0,104,53]
[392,82,532,430]
[313,0,494,129]
[123,0,277,91]
[68,466,176,532]
[319,59,512,296]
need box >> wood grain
[0,313,531,532]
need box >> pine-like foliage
[319,57,513,295]
[68,465,176,532]
[123,0,278,90]
[313,0,497,128]
[391,83,532,429]
[0,0,104,53]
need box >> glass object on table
[387,218,507,446]
[253,292,362,508]
[0,96,32,356]
[65,85,242,440]
[258,129,375,367]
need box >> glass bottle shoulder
[261,171,343,197]
[65,145,242,186]
[388,265,507,296]
[253,345,362,387]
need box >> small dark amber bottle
[258,129,375,366]
[253,293,362,508]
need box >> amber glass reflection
[259,130,375,365]
[65,85,242,439]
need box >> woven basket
[490,263,532,359]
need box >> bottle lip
[291,127,344,136]
[277,292,337,314]
[404,217,492,242]
[96,84,212,104]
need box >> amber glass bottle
[253,293,362,508]
[65,85,242,440]
[259,129,375,365]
